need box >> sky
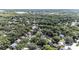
[0,0,79,9]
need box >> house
[22,48,29,50]
[32,25,37,29]
[26,21,30,24]
[10,43,17,49]
[21,36,25,39]
[16,39,21,43]
[3,34,7,37]
[71,20,79,26]
[58,41,64,46]
[6,48,11,50]
[60,34,64,38]
[63,46,72,50]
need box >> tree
[52,36,61,44]
[30,36,39,43]
[65,36,73,45]
[0,35,10,50]
[37,39,48,47]
[16,43,26,50]
[43,45,57,50]
[16,38,29,50]
[27,43,38,50]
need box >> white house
[22,48,29,50]
[71,20,79,26]
[10,43,17,49]
[16,39,21,43]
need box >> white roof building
[63,46,71,50]
[22,48,29,50]
[10,43,17,48]
[71,20,79,26]
[16,39,21,43]
[58,42,64,46]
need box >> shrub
[27,43,38,50]
[16,43,26,50]
[0,36,10,49]
[30,37,39,43]
[65,36,73,45]
[37,39,48,46]
[43,45,57,50]
[52,36,61,44]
